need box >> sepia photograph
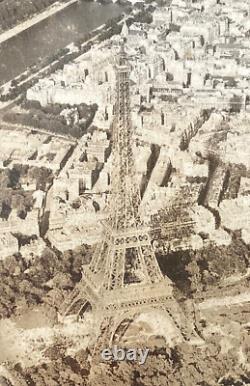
[0,0,249,385]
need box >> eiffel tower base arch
[88,294,193,363]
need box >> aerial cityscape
[0,0,250,385]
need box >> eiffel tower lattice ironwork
[59,42,190,354]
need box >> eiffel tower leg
[90,310,140,363]
[159,300,193,342]
[59,279,99,321]
[91,315,116,363]
[58,285,83,321]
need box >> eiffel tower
[59,42,191,355]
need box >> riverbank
[0,0,78,45]
[0,11,126,103]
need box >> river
[0,1,123,85]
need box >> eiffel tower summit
[59,41,191,354]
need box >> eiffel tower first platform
[59,42,193,356]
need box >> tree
[0,170,10,188]
[185,260,203,293]
[229,95,242,113]
[11,194,25,213]
[179,134,188,151]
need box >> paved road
[0,120,77,144]
[198,291,250,310]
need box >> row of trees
[0,42,94,103]
[3,102,98,138]
[0,13,125,102]
[0,165,52,220]
[9,339,249,385]
[0,243,92,318]
[98,22,122,42]
[88,342,249,386]
[0,0,58,32]
[0,8,151,103]
[0,191,34,220]
[157,236,250,296]
[21,99,97,121]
